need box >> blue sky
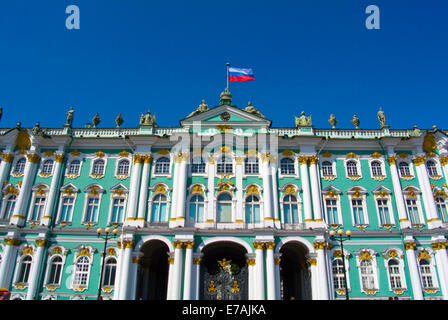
[0,0,446,130]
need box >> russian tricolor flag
[229,67,255,82]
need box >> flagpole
[226,62,230,89]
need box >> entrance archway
[136,240,169,300]
[279,242,312,300]
[199,241,248,300]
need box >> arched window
[30,195,46,221]
[154,157,170,174]
[92,159,105,175]
[73,256,90,287]
[189,194,205,223]
[280,158,295,175]
[217,156,233,174]
[332,258,345,290]
[217,193,232,222]
[388,259,402,290]
[398,162,410,177]
[68,160,81,175]
[47,256,63,286]
[245,195,260,223]
[17,255,33,284]
[359,259,375,291]
[245,157,259,174]
[435,197,448,223]
[102,257,117,287]
[426,160,438,176]
[2,195,16,220]
[151,194,168,223]
[346,160,358,176]
[111,198,125,223]
[322,161,333,176]
[419,259,434,289]
[283,194,299,224]
[13,158,26,174]
[41,159,54,174]
[371,161,382,177]
[191,157,206,174]
[117,159,130,176]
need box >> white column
[113,243,124,300]
[388,156,411,227]
[432,241,448,300]
[169,160,179,228]
[235,157,244,224]
[274,253,281,300]
[125,156,143,225]
[26,239,47,300]
[0,237,20,289]
[314,240,329,300]
[192,254,202,300]
[118,239,135,300]
[261,155,274,228]
[166,253,175,299]
[413,155,442,228]
[10,153,40,226]
[129,254,141,300]
[253,242,265,300]
[299,156,313,225]
[175,155,188,227]
[246,254,255,300]
[206,157,215,226]
[183,241,194,300]
[404,240,424,300]
[270,162,280,228]
[309,156,324,223]
[265,242,276,300]
[136,155,151,224]
[171,241,184,300]
[0,152,14,189]
[307,254,319,300]
[41,153,65,227]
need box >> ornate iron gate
[201,258,248,300]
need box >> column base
[9,215,25,226]
[428,219,443,229]
[264,218,274,228]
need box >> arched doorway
[199,241,248,300]
[279,242,312,300]
[136,240,169,300]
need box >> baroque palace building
[0,89,448,300]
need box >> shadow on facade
[279,242,312,300]
[136,240,169,300]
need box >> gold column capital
[246,258,256,266]
[431,241,448,251]
[440,156,448,166]
[313,241,327,250]
[264,241,276,250]
[122,240,136,249]
[387,156,397,165]
[55,154,65,163]
[274,258,281,265]
[133,154,144,164]
[412,156,426,166]
[26,153,40,164]
[298,156,309,165]
[193,257,202,265]
[168,257,174,264]
[308,156,319,165]
[1,153,14,163]
[4,238,20,246]
[404,241,417,250]
[35,239,47,247]
[307,258,317,266]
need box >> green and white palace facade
[1,89,448,301]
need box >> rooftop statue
[410,124,422,137]
[377,107,386,128]
[351,114,360,129]
[219,88,232,105]
[295,111,312,127]
[186,100,209,118]
[0,107,3,122]
[244,102,265,118]
[92,113,101,128]
[328,113,337,129]
[115,113,124,128]
[139,110,156,126]
[65,107,74,127]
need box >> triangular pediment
[180,104,271,128]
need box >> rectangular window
[60,197,74,222]
[111,198,125,223]
[406,199,420,225]
[31,197,46,221]
[352,199,364,225]
[377,199,391,225]
[85,198,99,223]
[326,199,338,224]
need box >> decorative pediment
[372,185,392,198]
[322,185,342,198]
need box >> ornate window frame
[214,189,236,226]
[330,248,351,296]
[38,155,55,178]
[322,186,343,227]
[65,153,83,179]
[216,154,235,176]
[381,247,407,294]
[107,183,128,226]
[372,186,395,228]
[12,244,36,290]
[82,184,105,226]
[402,186,425,227]
[152,153,172,177]
[354,248,379,295]
[397,158,415,180]
[56,183,79,225]
[425,158,442,180]
[0,183,19,221]
[89,154,107,179]
[433,187,448,224]
[71,245,95,292]
[416,247,439,294]
[43,245,69,291]
[148,183,171,224]
[243,184,264,228]
[347,186,369,228]
[27,184,49,225]
[344,153,362,180]
[115,158,131,180]
[369,158,386,181]
[11,156,26,177]
[320,157,337,181]
[279,184,303,228]
[189,154,208,177]
[100,250,118,293]
[278,156,298,178]
[243,155,260,176]
[186,184,207,226]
